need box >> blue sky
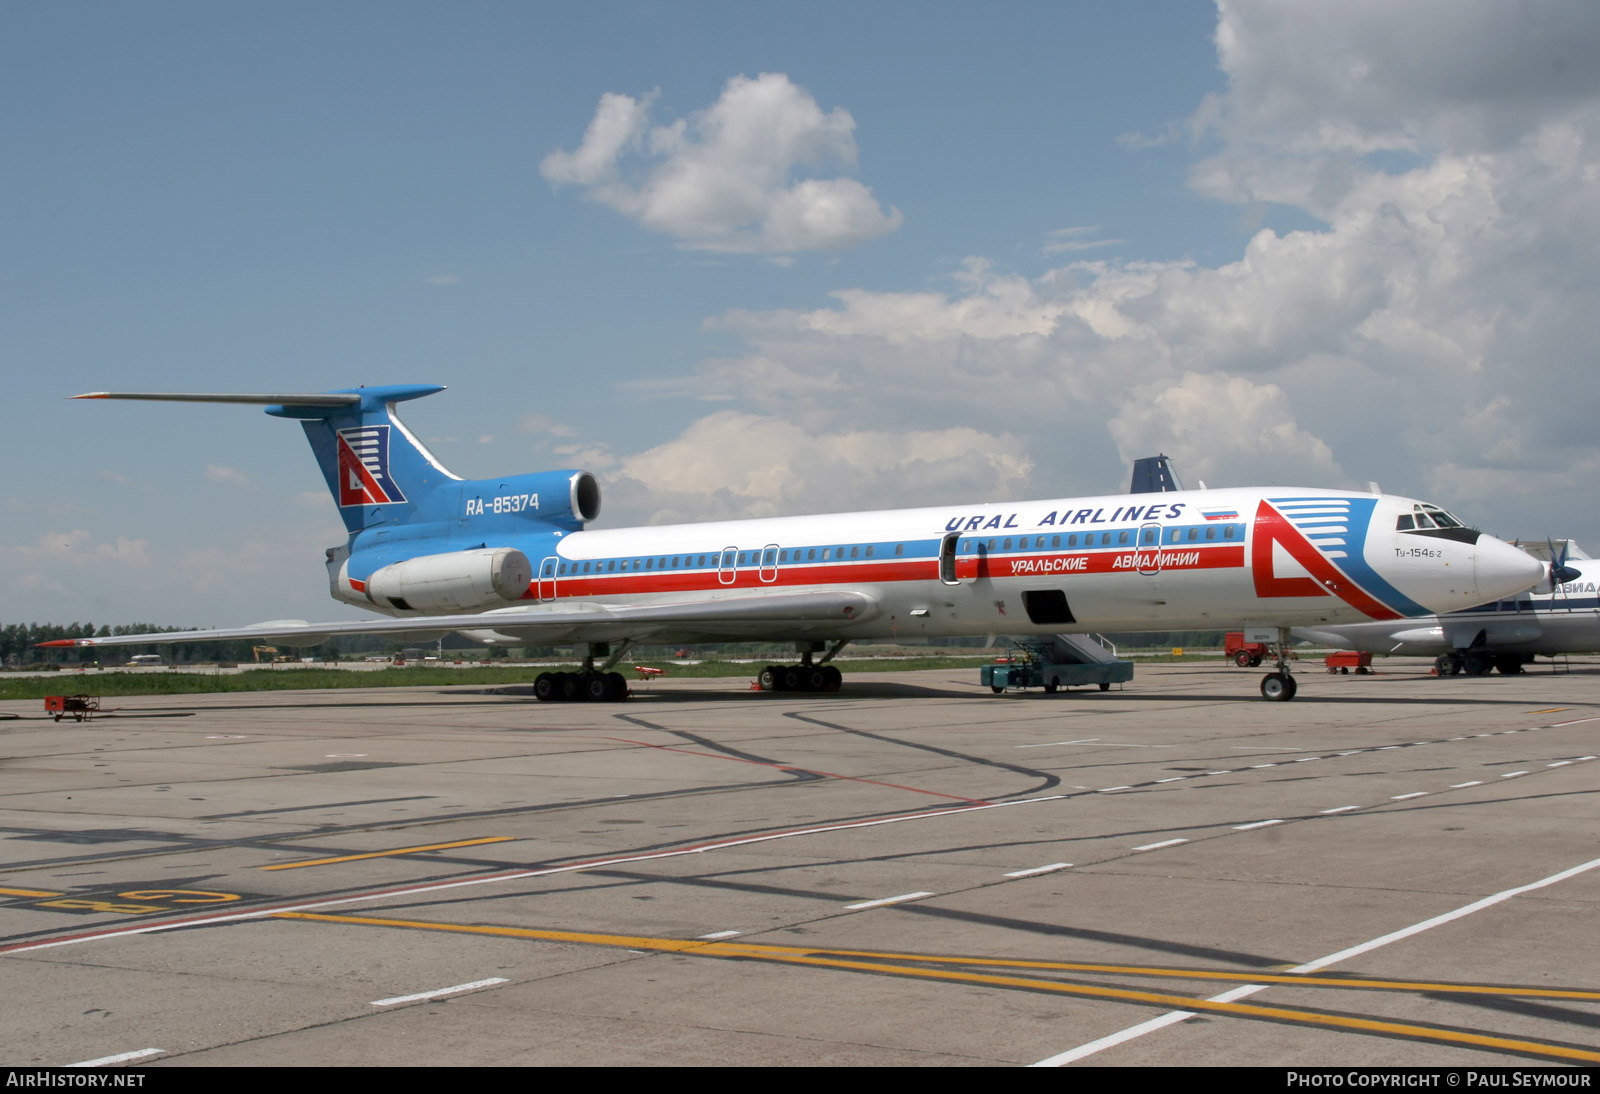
[5,2,1599,626]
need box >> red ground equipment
[44,695,99,722]
[1324,650,1373,674]
[1224,632,1272,668]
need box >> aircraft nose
[1474,535,1545,602]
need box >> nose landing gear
[1260,627,1299,701]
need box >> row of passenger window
[555,542,911,576]
[959,524,1240,553]
[553,523,1241,576]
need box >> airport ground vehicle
[980,635,1133,694]
[1224,631,1271,668]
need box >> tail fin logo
[336,426,407,507]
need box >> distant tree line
[2,622,548,668]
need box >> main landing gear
[1260,627,1298,702]
[757,663,843,693]
[755,640,847,693]
[533,670,628,702]
[1433,651,1526,677]
[534,641,630,703]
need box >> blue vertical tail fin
[266,385,457,533]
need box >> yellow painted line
[0,886,63,898]
[730,950,1600,1065]
[278,912,712,950]
[698,947,1600,1003]
[262,837,515,871]
[275,913,1600,1000]
[1528,708,1569,714]
[277,913,1600,1064]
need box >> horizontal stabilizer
[74,392,362,406]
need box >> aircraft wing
[41,591,880,651]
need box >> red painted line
[598,736,992,805]
[518,545,1250,601]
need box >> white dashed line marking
[1391,793,1428,800]
[1099,786,1132,793]
[1132,839,1189,852]
[1320,806,1360,814]
[845,892,934,911]
[1004,863,1072,878]
[1501,771,1529,779]
[699,930,741,939]
[1233,820,1284,831]
[1549,761,1573,767]
[372,978,509,1007]
[69,1049,164,1067]
[1451,781,1483,788]
[1156,777,1185,783]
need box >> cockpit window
[1423,505,1463,529]
[1396,515,1415,530]
[1406,503,1466,530]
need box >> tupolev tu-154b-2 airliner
[45,384,1545,702]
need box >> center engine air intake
[365,547,534,613]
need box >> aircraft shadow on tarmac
[475,680,1582,707]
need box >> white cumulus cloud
[542,73,902,253]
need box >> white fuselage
[447,486,1541,644]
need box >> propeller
[1548,537,1581,589]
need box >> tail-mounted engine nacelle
[364,547,534,613]
[461,470,601,531]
